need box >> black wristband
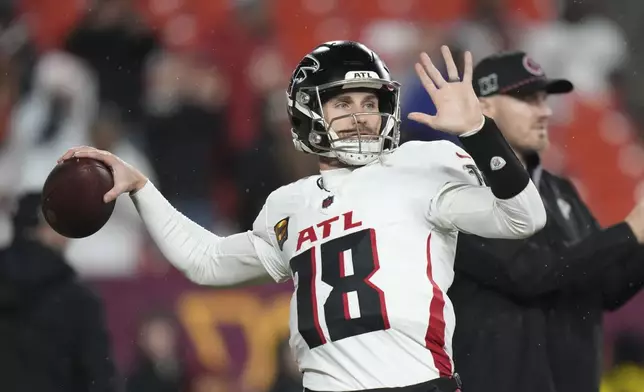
[459,116,530,199]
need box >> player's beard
[325,116,387,166]
[336,124,379,142]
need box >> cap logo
[522,55,544,76]
[478,73,499,96]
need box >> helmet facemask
[290,78,402,166]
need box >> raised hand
[408,45,484,136]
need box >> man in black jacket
[0,193,118,392]
[449,51,644,392]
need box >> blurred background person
[0,50,97,246]
[0,192,117,392]
[126,310,188,392]
[448,50,644,392]
[63,0,158,126]
[142,50,226,231]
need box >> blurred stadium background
[1,0,644,390]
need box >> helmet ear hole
[311,121,331,149]
[290,112,301,127]
[288,105,302,132]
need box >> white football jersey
[132,138,544,392]
[250,140,537,391]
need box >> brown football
[41,157,116,238]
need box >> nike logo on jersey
[296,211,362,251]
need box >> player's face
[322,91,382,139]
[483,91,553,155]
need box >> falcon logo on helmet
[288,55,320,95]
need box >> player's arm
[455,224,639,301]
[575,200,644,310]
[598,246,644,310]
[130,182,289,286]
[428,117,546,239]
[455,179,644,302]
[57,146,289,286]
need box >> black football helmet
[286,41,401,166]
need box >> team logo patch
[274,217,290,251]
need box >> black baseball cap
[473,51,573,98]
[12,192,43,237]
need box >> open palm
[408,46,484,136]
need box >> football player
[59,41,546,392]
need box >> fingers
[441,45,459,82]
[407,112,436,128]
[104,184,128,203]
[58,146,95,163]
[57,146,135,204]
[462,50,473,84]
[415,62,437,96]
[417,46,463,90]
[61,149,118,169]
[419,52,446,89]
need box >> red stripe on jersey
[310,249,327,344]
[455,152,472,160]
[339,251,351,320]
[424,233,452,377]
[365,229,390,329]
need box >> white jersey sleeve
[251,200,293,283]
[130,181,284,285]
[423,141,546,239]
